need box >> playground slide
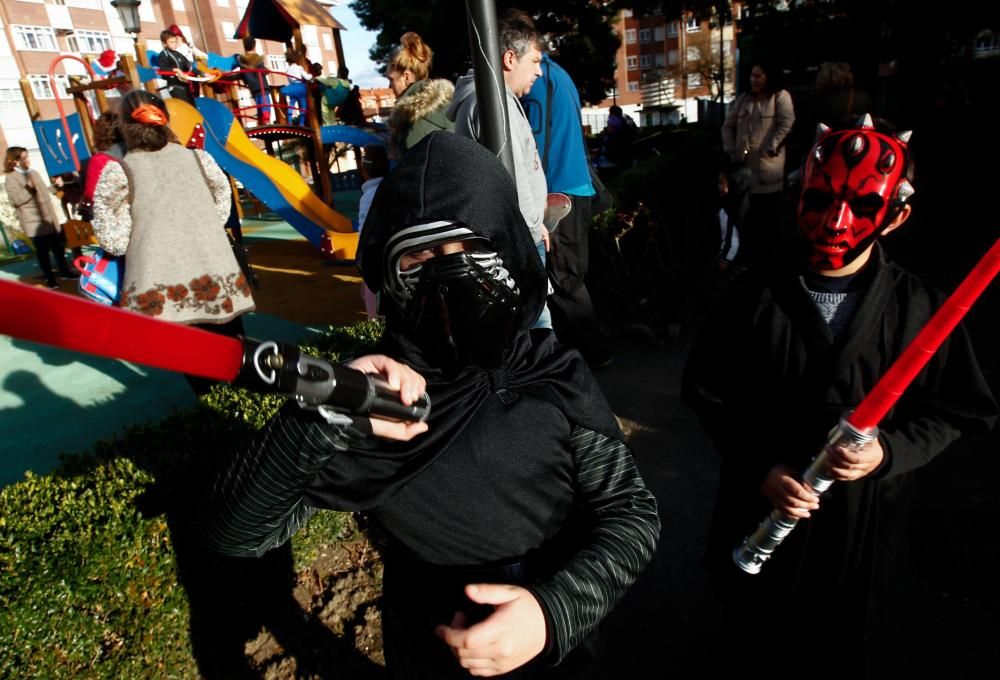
[166,98,356,256]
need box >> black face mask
[405,251,521,371]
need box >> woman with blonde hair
[386,32,454,156]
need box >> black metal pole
[465,0,515,177]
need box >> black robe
[683,246,996,672]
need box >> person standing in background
[4,147,78,289]
[522,49,612,365]
[721,63,795,264]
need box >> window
[627,82,639,92]
[625,29,636,45]
[220,21,237,42]
[12,26,58,51]
[0,79,23,104]
[687,72,702,88]
[654,26,665,42]
[626,56,638,70]
[67,30,113,54]
[66,0,102,9]
[216,0,230,6]
[686,16,701,32]
[172,0,186,10]
[322,32,333,51]
[364,98,376,109]
[686,47,701,62]
[301,25,319,47]
[383,97,395,107]
[975,31,1000,55]
[327,60,338,75]
[668,49,678,65]
[267,55,287,72]
[640,55,652,68]
[622,9,633,18]
[667,22,678,37]
[28,74,70,100]
[655,53,666,67]
[639,29,651,43]
[139,1,156,22]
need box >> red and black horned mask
[797,115,914,271]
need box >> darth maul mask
[797,115,914,271]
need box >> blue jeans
[532,239,552,329]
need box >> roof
[235,0,346,43]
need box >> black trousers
[31,232,72,281]
[547,193,611,365]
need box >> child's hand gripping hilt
[236,337,430,423]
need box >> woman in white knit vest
[92,91,255,390]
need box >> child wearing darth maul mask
[683,115,996,675]
[206,132,660,679]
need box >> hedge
[0,321,383,678]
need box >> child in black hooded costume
[206,132,660,678]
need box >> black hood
[358,131,546,333]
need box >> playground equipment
[19,19,382,262]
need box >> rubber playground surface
[0,217,367,487]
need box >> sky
[331,4,386,89]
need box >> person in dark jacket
[206,132,660,678]
[683,117,997,676]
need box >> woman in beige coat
[3,147,77,288]
[721,63,795,262]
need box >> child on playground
[683,117,997,674]
[281,47,311,125]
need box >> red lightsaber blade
[0,279,244,381]
[734,238,1000,574]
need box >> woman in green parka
[386,32,454,157]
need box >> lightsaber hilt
[236,337,430,423]
[732,416,877,575]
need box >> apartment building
[0,0,346,161]
[584,5,742,130]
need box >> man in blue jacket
[522,52,612,366]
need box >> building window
[667,22,678,37]
[686,16,701,32]
[220,22,237,42]
[655,53,666,67]
[66,0,103,9]
[364,98,376,109]
[627,81,639,92]
[0,79,23,104]
[654,26,665,42]
[322,32,333,51]
[172,0,186,11]
[668,49,678,65]
[383,97,395,107]
[327,60,338,75]
[687,72,702,88]
[640,55,652,68]
[67,30,113,54]
[626,55,638,70]
[12,25,58,52]
[625,29,636,45]
[267,55,288,72]
[686,47,701,62]
[216,0,230,6]
[975,31,1000,55]
[28,74,70,100]
[639,29,651,43]
[621,9,633,18]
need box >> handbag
[589,165,613,214]
[75,250,124,305]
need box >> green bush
[0,321,384,677]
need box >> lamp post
[111,0,142,35]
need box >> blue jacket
[521,55,594,197]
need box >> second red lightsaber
[733,238,1000,574]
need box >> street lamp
[111,0,142,35]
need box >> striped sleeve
[204,406,361,557]
[528,426,660,664]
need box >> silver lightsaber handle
[732,416,877,574]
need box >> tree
[349,1,621,104]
